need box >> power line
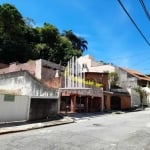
[117,0,150,47]
[139,0,150,20]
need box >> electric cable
[117,0,150,47]
[139,0,150,20]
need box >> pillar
[90,97,93,112]
[101,95,104,112]
[105,95,111,111]
[70,95,76,113]
[85,97,89,113]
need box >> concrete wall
[0,71,59,97]
[0,59,64,82]
[117,68,138,88]
[127,88,141,107]
[0,94,30,123]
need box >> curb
[0,117,74,135]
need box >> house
[76,55,131,110]
[59,56,105,113]
[116,67,150,107]
[0,69,59,122]
[0,58,105,117]
[1,55,149,116]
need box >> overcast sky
[1,0,150,74]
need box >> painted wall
[121,96,131,110]
[0,94,30,123]
[77,55,116,73]
[104,94,131,110]
[142,87,150,106]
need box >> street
[1,110,150,150]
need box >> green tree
[56,36,82,65]
[62,30,88,53]
[134,86,146,109]
[32,23,61,62]
[109,72,119,89]
[0,3,88,65]
[0,3,30,63]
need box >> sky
[1,0,150,74]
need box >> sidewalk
[0,116,74,135]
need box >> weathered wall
[0,61,36,76]
[127,88,141,107]
[117,68,138,88]
[0,94,30,123]
[43,77,61,88]
[40,59,64,80]
[0,71,59,97]
[41,66,56,80]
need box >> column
[85,97,89,113]
[70,95,76,113]
[101,95,104,112]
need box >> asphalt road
[1,110,150,150]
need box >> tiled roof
[121,68,150,81]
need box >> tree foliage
[62,30,88,53]
[0,3,88,65]
[109,72,119,88]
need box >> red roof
[121,68,150,81]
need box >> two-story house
[77,55,150,110]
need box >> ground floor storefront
[60,95,103,113]
[60,89,131,113]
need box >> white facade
[77,55,116,73]
[116,68,138,88]
[0,94,30,123]
[142,87,150,106]
[127,88,141,107]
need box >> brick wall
[43,77,61,88]
[85,72,109,90]
[41,66,56,80]
[0,63,8,69]
[0,61,36,76]
[104,93,131,110]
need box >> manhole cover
[93,123,102,127]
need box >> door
[111,96,121,110]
